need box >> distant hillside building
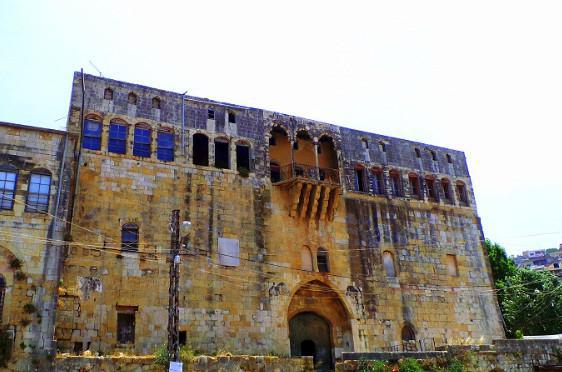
[0,72,505,369]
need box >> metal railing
[271,163,340,184]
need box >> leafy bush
[153,344,199,365]
[399,358,424,372]
[358,359,389,372]
[447,359,466,372]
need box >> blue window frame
[133,126,151,158]
[108,122,128,154]
[82,119,102,150]
[121,224,139,252]
[0,169,17,210]
[157,131,174,162]
[25,173,51,213]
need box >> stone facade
[0,122,72,368]
[0,72,505,369]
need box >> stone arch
[287,280,354,368]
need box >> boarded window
[133,125,151,158]
[236,144,250,172]
[108,121,128,154]
[26,172,51,213]
[157,131,174,162]
[355,167,367,192]
[192,134,209,166]
[121,224,139,252]
[214,139,230,169]
[218,238,240,266]
[82,118,102,150]
[117,307,136,344]
[370,168,384,195]
[301,246,313,272]
[0,167,17,210]
[446,254,458,276]
[383,251,396,277]
[317,248,329,272]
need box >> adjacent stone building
[0,72,505,369]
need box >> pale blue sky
[1,1,561,255]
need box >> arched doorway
[287,280,354,370]
[290,312,332,369]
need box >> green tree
[484,239,517,284]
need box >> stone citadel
[0,72,504,369]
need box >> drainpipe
[181,91,187,157]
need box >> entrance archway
[287,280,354,370]
[290,312,332,369]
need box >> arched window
[121,224,139,252]
[133,124,151,158]
[127,92,137,105]
[104,88,113,100]
[409,173,422,199]
[370,167,384,195]
[441,178,453,203]
[152,97,161,110]
[0,164,18,210]
[318,135,338,177]
[382,251,396,277]
[192,133,209,166]
[214,138,230,169]
[82,115,102,151]
[401,324,416,342]
[236,142,250,172]
[456,181,469,206]
[317,248,329,273]
[157,129,174,162]
[108,119,128,154]
[268,126,290,181]
[389,169,403,197]
[354,165,367,192]
[0,275,5,324]
[26,169,52,213]
[301,246,313,272]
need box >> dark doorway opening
[193,134,209,166]
[215,139,230,169]
[301,339,316,359]
[289,312,333,370]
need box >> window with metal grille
[317,248,329,272]
[82,119,102,150]
[157,131,174,162]
[0,168,17,210]
[108,122,127,154]
[133,126,151,158]
[25,173,51,212]
[121,224,139,252]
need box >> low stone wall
[55,355,314,372]
[337,340,561,371]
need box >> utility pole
[167,210,180,362]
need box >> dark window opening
[117,312,135,344]
[108,122,128,154]
[379,141,386,153]
[270,162,281,183]
[402,325,416,342]
[133,126,151,158]
[157,131,174,162]
[361,138,369,149]
[236,144,250,172]
[128,92,137,105]
[152,97,161,110]
[214,139,230,169]
[208,109,215,120]
[104,88,113,100]
[121,224,139,252]
[415,148,421,158]
[389,170,402,197]
[26,172,51,213]
[430,150,437,161]
[426,177,437,200]
[409,175,422,199]
[456,182,469,206]
[82,119,102,150]
[355,167,367,192]
[446,154,453,164]
[192,134,209,166]
[317,249,329,272]
[228,112,236,123]
[442,179,452,202]
[293,141,299,150]
[73,342,83,354]
[371,169,384,195]
[0,169,17,210]
[179,331,187,346]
